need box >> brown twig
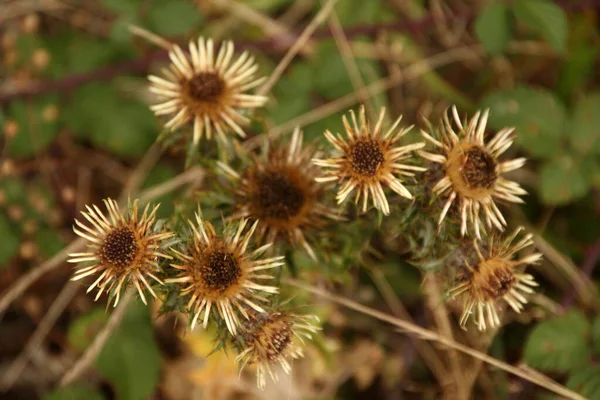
[284,278,585,400]
[256,0,338,96]
[59,290,134,386]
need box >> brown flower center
[255,172,305,220]
[474,258,516,300]
[100,226,138,269]
[185,72,225,103]
[258,319,294,361]
[202,251,240,290]
[350,140,384,176]
[461,147,498,189]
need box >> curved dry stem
[283,278,585,400]
[60,290,134,386]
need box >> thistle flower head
[148,37,268,145]
[68,199,173,307]
[312,105,425,215]
[166,215,283,335]
[448,227,542,331]
[235,310,320,390]
[419,106,527,238]
[219,127,339,260]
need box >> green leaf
[68,304,161,400]
[567,366,600,400]
[569,93,600,155]
[6,97,60,158]
[35,228,66,258]
[523,311,590,372]
[475,4,512,55]
[592,316,600,356]
[142,164,177,218]
[480,86,566,158]
[63,84,156,157]
[97,303,161,400]
[67,309,108,352]
[102,0,140,16]
[512,0,568,53]
[539,155,590,205]
[336,0,392,26]
[147,0,201,36]
[556,14,598,98]
[43,384,104,400]
[313,41,354,100]
[0,214,20,266]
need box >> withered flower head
[166,215,283,335]
[419,106,527,238]
[312,105,425,215]
[219,127,339,260]
[68,199,173,307]
[148,37,268,145]
[448,227,541,331]
[235,310,319,390]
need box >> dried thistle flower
[219,127,339,260]
[166,215,283,335]
[312,105,425,215]
[236,310,319,389]
[448,227,541,331]
[69,199,173,307]
[148,37,268,145]
[419,106,527,238]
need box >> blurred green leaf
[35,228,66,259]
[557,15,598,99]
[270,63,313,125]
[480,86,565,158]
[313,41,354,100]
[569,93,600,155]
[147,0,201,36]
[567,366,600,400]
[68,303,161,400]
[523,311,590,372]
[97,303,161,400]
[44,35,121,78]
[512,0,568,53]
[539,155,590,205]
[592,316,600,356]
[67,309,107,352]
[6,96,59,158]
[475,3,512,55]
[142,163,177,218]
[102,0,140,16]
[0,177,27,204]
[336,0,392,26]
[63,83,156,157]
[43,384,104,400]
[0,214,20,266]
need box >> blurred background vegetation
[1,0,600,399]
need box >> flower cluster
[67,34,543,390]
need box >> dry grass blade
[256,0,339,96]
[284,278,586,400]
